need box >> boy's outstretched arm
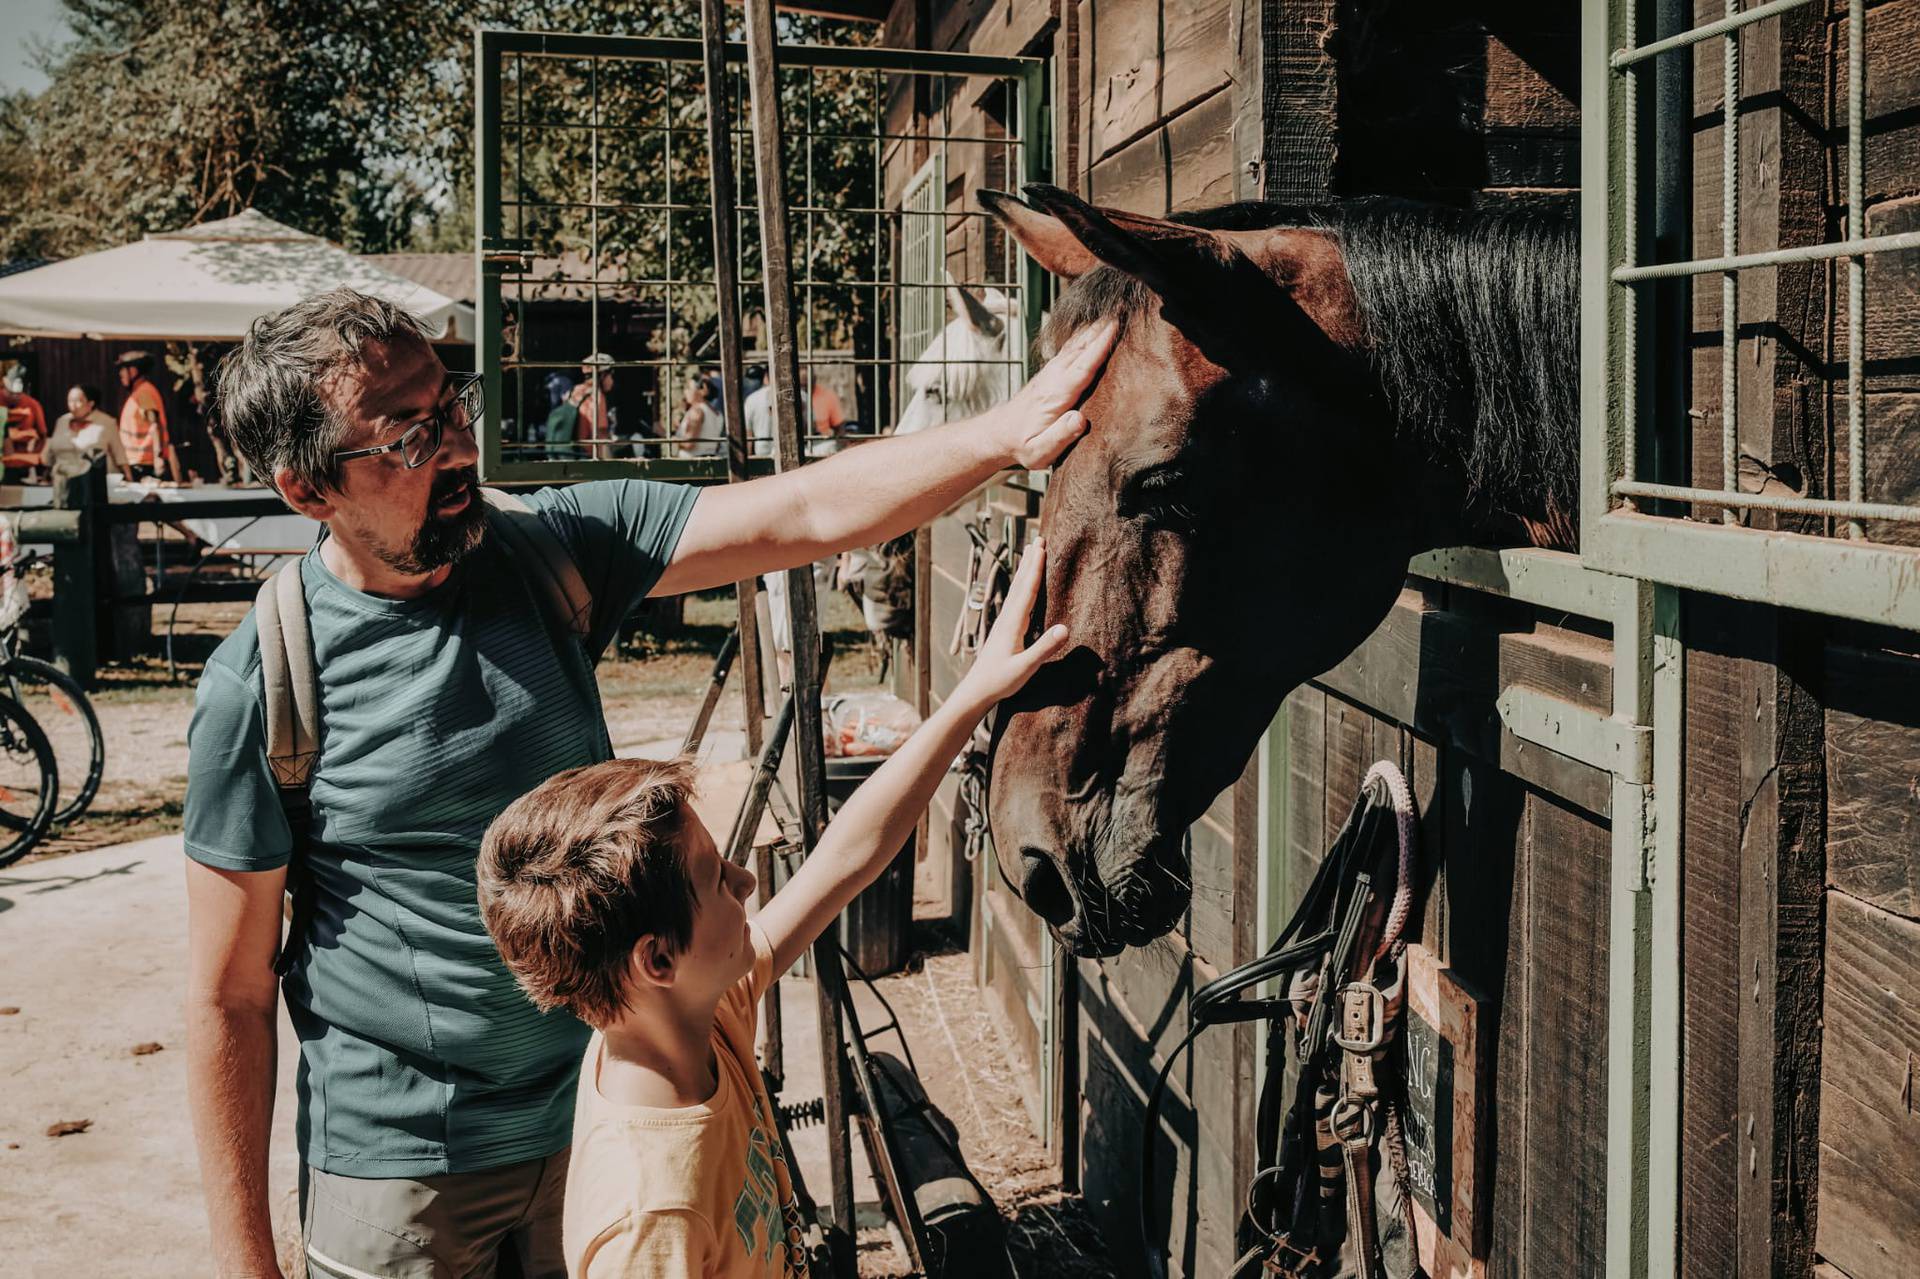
[756,540,1069,977]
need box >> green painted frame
[1580,1,1920,632]
[473,29,1047,485]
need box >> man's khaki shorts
[299,1149,570,1279]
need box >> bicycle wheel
[5,656,104,824]
[0,693,58,869]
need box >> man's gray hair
[215,288,426,492]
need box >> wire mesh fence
[476,32,1044,483]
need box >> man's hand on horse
[994,317,1118,470]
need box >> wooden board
[1815,891,1920,1279]
[1825,644,1920,921]
[1405,944,1491,1279]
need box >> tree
[0,2,873,260]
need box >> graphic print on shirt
[733,1092,808,1275]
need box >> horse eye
[1119,466,1203,529]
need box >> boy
[479,541,1069,1278]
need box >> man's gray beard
[375,499,488,576]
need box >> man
[117,350,181,481]
[183,288,1114,1278]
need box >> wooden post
[49,462,103,688]
[739,3,857,1269]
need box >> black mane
[1042,197,1579,535]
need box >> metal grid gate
[473,30,1047,485]
[1582,0,1920,629]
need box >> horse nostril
[1020,851,1076,929]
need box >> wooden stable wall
[883,2,1920,1276]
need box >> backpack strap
[255,560,319,977]
[480,487,592,639]
[255,561,321,790]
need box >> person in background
[117,350,181,482]
[674,372,723,459]
[48,383,133,483]
[0,382,48,482]
[568,353,615,457]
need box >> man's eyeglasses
[332,374,483,470]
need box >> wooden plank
[1086,0,1161,163]
[1229,0,1261,201]
[1834,2,1920,212]
[1258,0,1338,200]
[1815,891,1920,1279]
[1518,791,1611,1276]
[1481,33,1578,130]
[1497,624,1613,716]
[1685,594,1827,1279]
[1089,124,1168,215]
[1161,0,1231,119]
[1186,816,1237,966]
[1315,596,1614,816]
[1680,610,1745,1279]
[1285,684,1327,908]
[1825,644,1920,921]
[1166,89,1235,212]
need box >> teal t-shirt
[183,479,700,1177]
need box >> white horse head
[892,273,1023,434]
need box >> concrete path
[0,836,303,1276]
[0,832,887,1276]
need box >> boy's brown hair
[478,756,700,1027]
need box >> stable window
[1582,0,1920,628]
[897,156,945,366]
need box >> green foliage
[0,1,875,260]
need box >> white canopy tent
[0,210,472,341]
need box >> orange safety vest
[119,379,169,467]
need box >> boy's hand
[993,319,1118,470]
[957,538,1070,707]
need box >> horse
[891,273,1024,434]
[978,184,1578,957]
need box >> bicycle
[0,537,101,870]
[2,553,104,825]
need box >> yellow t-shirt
[563,921,808,1278]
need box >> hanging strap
[256,561,321,791]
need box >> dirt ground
[2,584,1116,1277]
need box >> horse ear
[977,189,1102,278]
[1256,229,1366,349]
[944,270,1006,340]
[1014,184,1261,302]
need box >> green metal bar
[1646,583,1683,1279]
[1610,227,1920,281]
[479,29,1038,77]
[1846,0,1866,538]
[1612,478,1920,524]
[1580,0,1624,555]
[1587,509,1920,631]
[1609,0,1813,69]
[476,28,507,483]
[1720,0,1739,521]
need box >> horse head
[978,185,1575,956]
[893,273,1022,434]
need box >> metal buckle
[1329,1094,1374,1145]
[1332,981,1386,1053]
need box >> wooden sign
[1404,944,1491,1279]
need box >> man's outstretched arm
[651,319,1116,598]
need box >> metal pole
[1622,0,1639,496]
[740,3,856,1269]
[1720,0,1740,522]
[1846,0,1866,538]
[698,0,767,750]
